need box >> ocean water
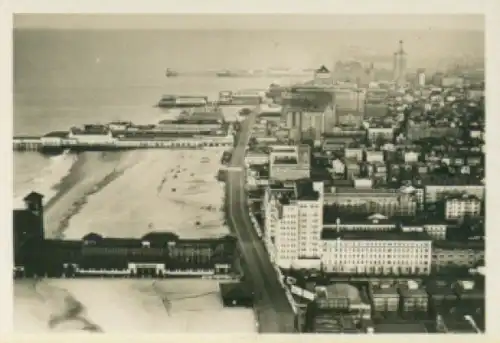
[13,27,484,333]
[13,29,287,332]
[13,29,305,211]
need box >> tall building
[393,40,407,87]
[264,181,325,269]
[284,106,335,143]
[392,52,398,81]
[416,68,426,87]
[282,85,336,140]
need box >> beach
[14,279,257,333]
[39,148,229,240]
[14,146,259,333]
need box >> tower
[13,191,45,273]
[393,52,399,81]
[396,40,407,88]
[23,191,45,240]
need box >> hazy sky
[14,14,484,31]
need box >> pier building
[13,191,239,279]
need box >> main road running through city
[226,111,296,333]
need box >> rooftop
[433,240,485,250]
[374,322,428,333]
[43,131,70,138]
[371,283,399,297]
[219,282,254,304]
[399,284,428,298]
[421,175,484,186]
[323,283,362,303]
[158,119,221,125]
[425,280,457,298]
[321,230,432,241]
[295,181,320,201]
[79,231,235,248]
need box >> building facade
[269,144,311,181]
[321,231,432,275]
[444,195,482,220]
[424,184,485,204]
[264,181,324,269]
[323,188,402,217]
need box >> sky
[13,14,484,31]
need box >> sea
[13,29,310,209]
[13,29,307,333]
[12,27,484,333]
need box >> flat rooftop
[295,181,320,201]
[375,322,428,333]
[321,230,432,241]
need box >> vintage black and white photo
[12,13,485,333]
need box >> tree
[375,134,388,148]
[248,137,258,149]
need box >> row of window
[328,242,430,248]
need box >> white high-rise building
[418,71,426,87]
[264,181,324,269]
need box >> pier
[12,136,43,151]
[13,135,234,152]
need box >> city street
[226,112,296,333]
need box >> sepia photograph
[11,12,485,334]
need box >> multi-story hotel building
[282,85,337,142]
[263,181,324,269]
[444,194,482,220]
[321,231,432,276]
[269,144,311,181]
[323,188,402,217]
[323,214,397,232]
[432,241,484,272]
[284,106,335,143]
[323,213,448,242]
[423,176,485,204]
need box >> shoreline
[43,151,132,239]
[44,152,87,213]
[40,149,227,240]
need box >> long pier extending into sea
[13,135,234,152]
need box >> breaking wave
[14,150,77,209]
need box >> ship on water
[157,95,208,108]
[216,70,238,77]
[165,68,179,77]
[215,69,253,78]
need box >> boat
[216,69,252,78]
[157,95,208,108]
[166,68,179,77]
[216,70,237,77]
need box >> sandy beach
[14,279,257,333]
[14,106,250,333]
[41,148,228,240]
[14,147,256,333]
